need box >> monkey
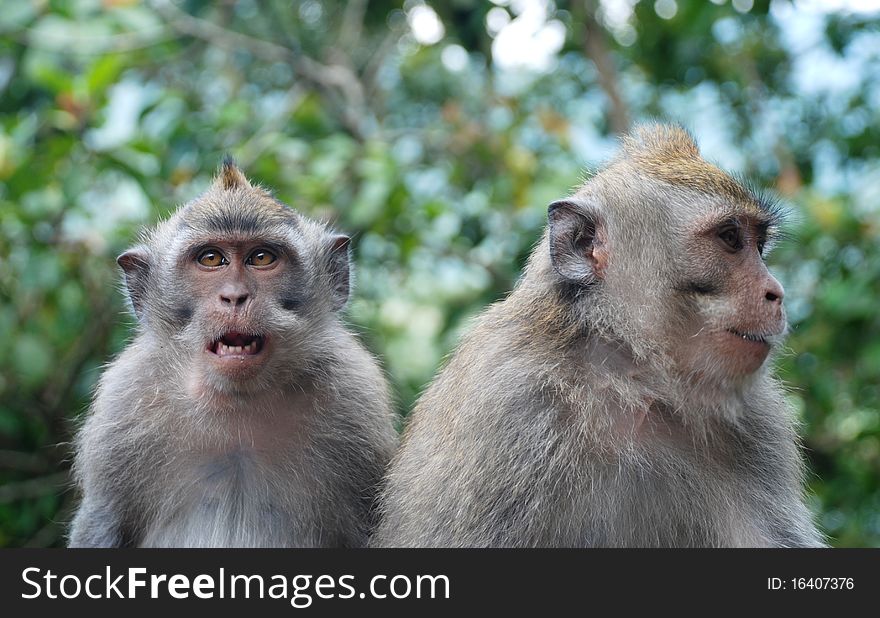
[373,124,825,548]
[69,159,398,548]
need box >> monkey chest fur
[141,451,305,547]
[585,459,775,547]
[561,420,783,548]
[137,412,328,548]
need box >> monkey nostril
[764,277,785,304]
[220,293,249,307]
[765,288,784,303]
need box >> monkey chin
[675,328,779,384]
[719,328,776,376]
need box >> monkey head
[116,159,351,396]
[547,125,787,386]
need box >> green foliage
[775,194,880,546]
[0,0,877,546]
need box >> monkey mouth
[726,328,772,345]
[208,332,265,357]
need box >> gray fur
[69,166,397,547]
[373,125,824,548]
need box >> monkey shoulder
[79,340,162,438]
[384,351,586,547]
[309,326,398,448]
[396,324,573,494]
[71,341,168,545]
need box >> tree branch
[339,0,369,52]
[149,0,374,139]
[237,86,307,167]
[0,472,68,504]
[0,450,48,473]
[583,2,630,135]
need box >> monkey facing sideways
[374,124,825,548]
[69,161,397,547]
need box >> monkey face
[172,225,349,396]
[668,206,787,381]
[549,175,787,387]
[116,162,352,397]
[184,239,285,381]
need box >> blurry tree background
[0,0,878,547]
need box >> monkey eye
[197,249,228,267]
[247,249,277,267]
[756,225,772,256]
[717,225,743,252]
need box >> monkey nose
[219,284,250,309]
[764,276,784,305]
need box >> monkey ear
[117,246,151,319]
[548,198,608,284]
[213,156,252,191]
[326,235,351,311]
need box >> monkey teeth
[216,341,258,356]
[209,332,264,357]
